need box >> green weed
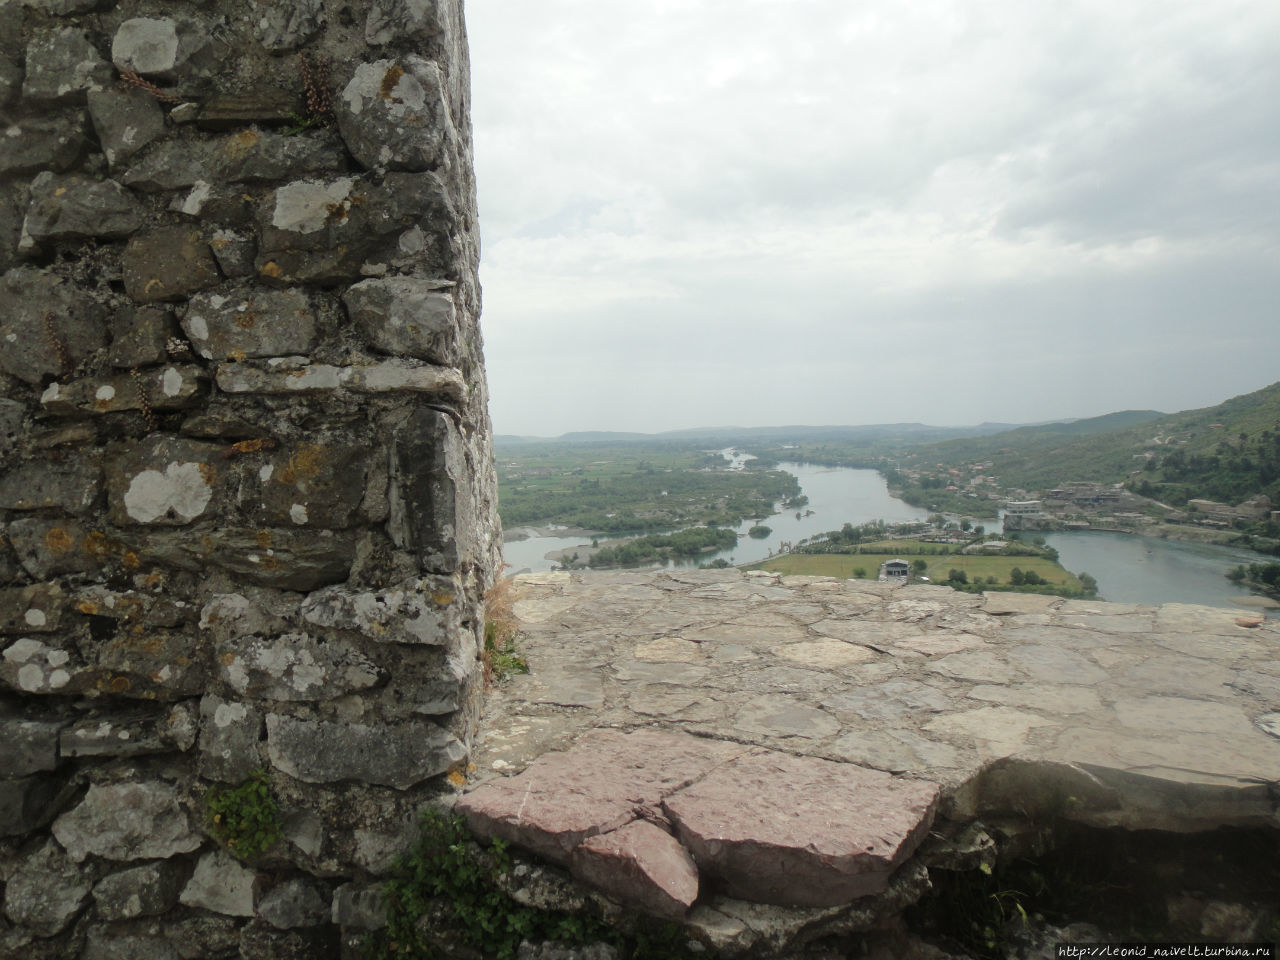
[205,769,282,860]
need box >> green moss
[205,769,282,861]
[371,811,703,960]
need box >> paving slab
[466,569,1280,921]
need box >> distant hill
[909,382,1280,505]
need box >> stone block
[0,774,61,835]
[87,86,168,167]
[92,627,207,699]
[249,442,369,529]
[198,693,264,783]
[214,359,466,400]
[571,820,699,920]
[300,575,464,645]
[23,172,144,243]
[198,592,292,645]
[180,848,259,916]
[342,277,459,363]
[0,114,90,176]
[122,226,221,303]
[111,16,219,84]
[216,633,381,701]
[238,918,338,960]
[337,57,455,172]
[180,286,317,361]
[250,0,326,52]
[0,582,65,634]
[375,645,471,718]
[3,839,92,935]
[0,715,61,775]
[331,882,385,930]
[108,305,174,369]
[123,130,347,193]
[106,436,224,526]
[257,877,329,929]
[256,172,453,285]
[22,27,112,102]
[196,86,301,130]
[52,780,203,862]
[365,0,448,45]
[389,407,479,573]
[663,751,940,906]
[40,364,207,417]
[0,267,109,384]
[0,453,101,513]
[6,518,102,578]
[92,860,189,920]
[132,526,356,590]
[60,703,198,758]
[265,714,465,789]
[82,928,184,960]
[209,229,257,278]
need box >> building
[881,559,910,580]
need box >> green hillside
[908,382,1280,506]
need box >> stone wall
[0,0,500,955]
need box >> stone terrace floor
[459,569,1280,947]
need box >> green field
[746,552,1082,590]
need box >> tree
[1078,572,1098,594]
[852,567,867,579]
[959,519,972,532]
[911,559,927,575]
[1009,567,1025,585]
[948,569,968,584]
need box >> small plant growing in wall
[482,573,528,682]
[205,769,282,860]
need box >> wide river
[501,459,1275,615]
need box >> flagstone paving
[460,569,1280,947]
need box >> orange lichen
[278,444,326,485]
[121,551,140,570]
[44,527,74,553]
[255,530,273,548]
[380,65,405,100]
[260,261,282,278]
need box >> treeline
[588,527,738,568]
[1128,429,1280,507]
[1226,561,1280,599]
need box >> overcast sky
[466,1,1280,438]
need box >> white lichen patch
[24,608,47,627]
[162,367,184,397]
[271,178,355,234]
[259,464,274,482]
[95,385,116,402]
[178,181,212,216]
[289,503,308,525]
[3,638,45,663]
[41,383,61,403]
[123,461,214,524]
[213,700,249,727]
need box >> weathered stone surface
[87,86,168,166]
[180,848,258,916]
[23,172,144,243]
[108,305,173,368]
[4,840,92,935]
[1,637,74,694]
[133,526,356,590]
[256,172,453,284]
[217,633,380,701]
[82,928,184,960]
[0,715,61,775]
[23,27,112,101]
[0,267,109,383]
[52,780,203,861]
[196,87,301,130]
[208,229,257,278]
[459,730,747,866]
[343,277,458,362]
[92,627,207,700]
[665,751,939,906]
[248,442,369,529]
[0,453,102,513]
[571,820,698,920]
[251,0,326,51]
[214,358,466,400]
[0,115,90,175]
[0,582,65,634]
[122,226,221,303]
[198,591,292,644]
[60,703,197,758]
[331,882,385,930]
[198,693,264,782]
[124,131,347,193]
[181,287,317,360]
[40,364,206,416]
[106,436,223,526]
[0,774,61,835]
[111,16,219,83]
[257,877,329,928]
[7,517,100,577]
[239,918,337,960]
[338,57,455,172]
[389,407,478,573]
[300,575,463,645]
[266,714,465,788]
[93,859,189,920]
[365,0,448,45]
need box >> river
[501,458,1275,615]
